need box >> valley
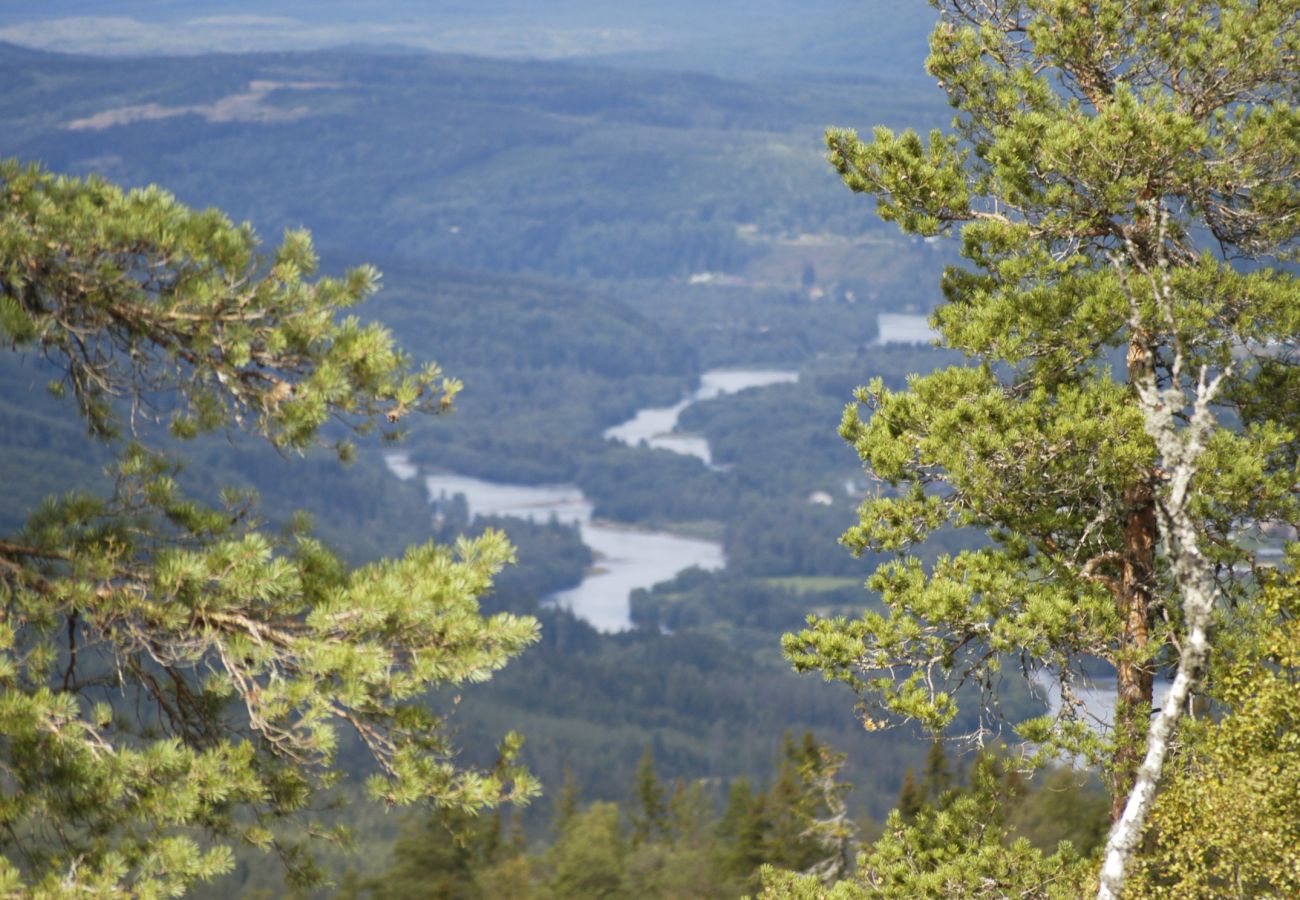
[0,30,1043,893]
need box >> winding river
[603,368,797,465]
[387,368,796,631]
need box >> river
[1036,671,1173,731]
[387,368,795,630]
[603,368,798,465]
[1036,672,1124,728]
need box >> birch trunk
[1097,224,1230,898]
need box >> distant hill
[0,1,938,80]
[2,42,950,280]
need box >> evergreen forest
[0,2,1297,897]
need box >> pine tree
[894,769,924,824]
[378,810,500,900]
[630,744,667,846]
[763,737,817,874]
[552,765,582,838]
[781,2,1298,895]
[919,739,952,806]
[666,778,696,844]
[541,802,630,900]
[759,755,1087,899]
[792,738,858,886]
[715,777,768,890]
[0,162,539,894]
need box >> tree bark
[1111,343,1158,822]
[1098,227,1230,896]
[1098,370,1224,897]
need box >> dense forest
[1,0,1298,897]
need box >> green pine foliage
[4,3,1298,893]
[771,0,1300,894]
[630,745,668,846]
[0,162,539,895]
[783,0,1300,833]
[894,769,924,824]
[372,731,873,898]
[759,747,1109,898]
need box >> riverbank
[384,367,813,631]
[383,453,724,631]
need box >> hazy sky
[0,2,935,79]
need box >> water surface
[604,368,797,464]
[385,455,723,631]
[877,312,938,345]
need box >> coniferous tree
[762,734,818,873]
[643,779,730,899]
[667,778,703,844]
[792,737,858,886]
[376,810,500,900]
[782,2,1299,893]
[0,162,538,894]
[715,776,768,890]
[759,754,1088,899]
[895,769,924,824]
[1005,767,1108,858]
[920,739,952,806]
[630,744,667,846]
[552,765,582,839]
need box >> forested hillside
[7,1,1293,895]
[0,36,996,895]
[2,43,947,281]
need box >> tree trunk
[1098,360,1230,899]
[1112,479,1156,821]
[1111,341,1158,822]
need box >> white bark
[1097,219,1230,898]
